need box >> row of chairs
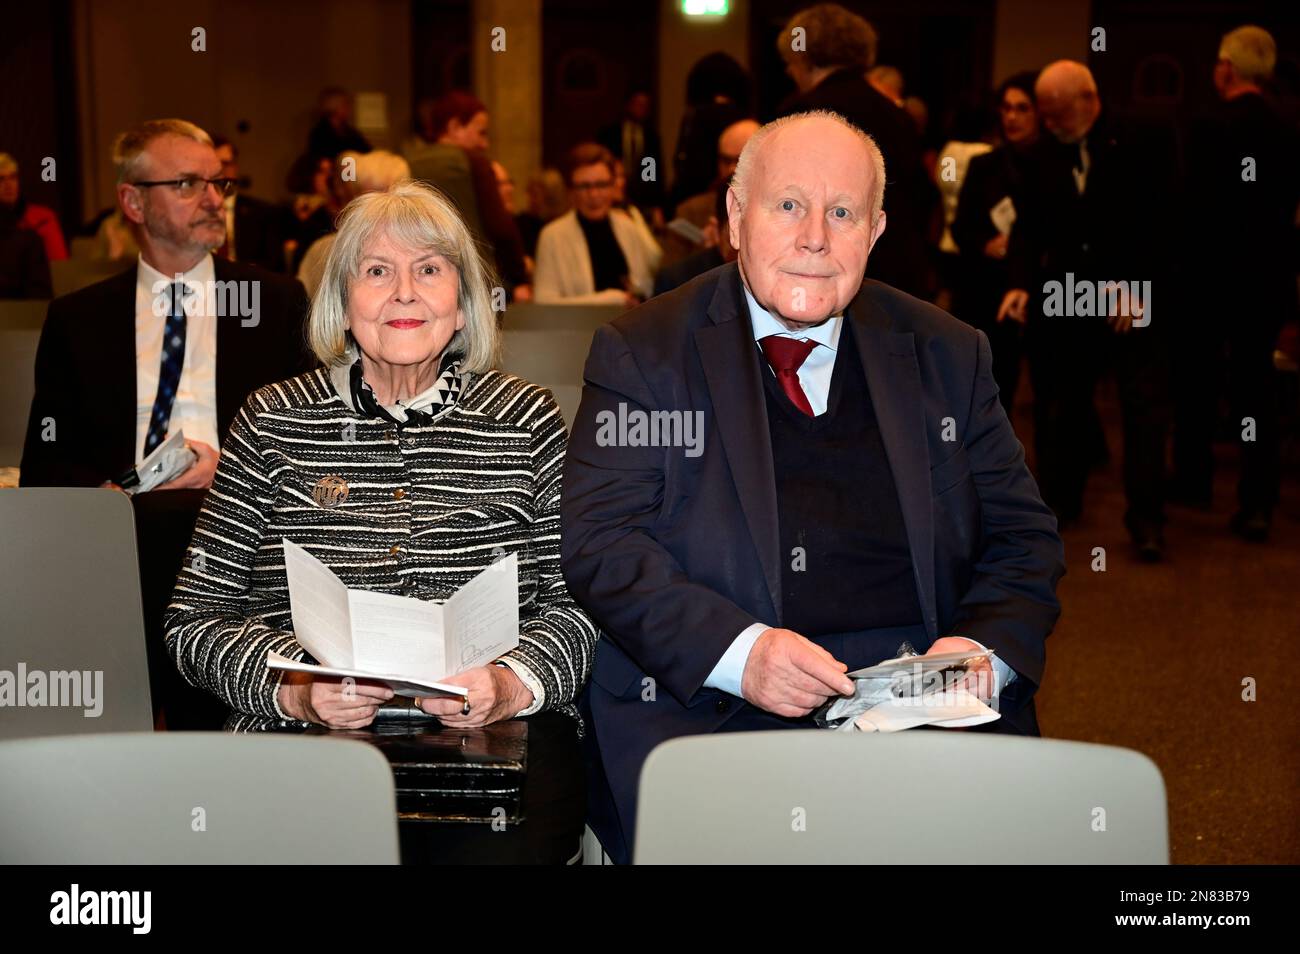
[1,488,1170,863]
[3,726,1169,864]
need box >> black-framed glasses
[130,176,236,199]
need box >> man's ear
[117,183,145,226]
[725,187,742,252]
[867,210,887,254]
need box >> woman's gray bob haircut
[730,110,886,228]
[308,179,501,373]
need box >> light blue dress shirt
[702,287,1016,700]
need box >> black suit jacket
[778,69,938,297]
[561,262,1064,861]
[950,145,1028,326]
[1006,113,1177,299]
[20,257,314,487]
[1184,93,1298,316]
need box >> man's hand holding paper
[741,628,855,718]
[926,635,998,703]
[155,438,219,490]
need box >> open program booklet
[267,539,520,698]
[820,648,1003,732]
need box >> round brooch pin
[312,475,349,508]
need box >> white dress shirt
[703,287,1015,700]
[134,254,220,462]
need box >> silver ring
[461,697,471,716]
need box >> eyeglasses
[130,176,237,199]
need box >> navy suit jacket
[561,262,1065,862]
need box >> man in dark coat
[999,61,1177,560]
[562,113,1064,864]
[1171,25,1299,541]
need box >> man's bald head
[1035,60,1100,143]
[1036,60,1096,98]
[731,112,885,228]
[727,111,887,327]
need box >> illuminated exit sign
[682,0,729,16]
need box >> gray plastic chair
[49,257,131,297]
[0,488,154,738]
[634,730,1168,864]
[0,732,400,863]
[501,302,623,332]
[500,329,595,429]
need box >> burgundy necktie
[760,335,818,417]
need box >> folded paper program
[268,538,520,698]
[820,648,1002,732]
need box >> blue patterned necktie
[143,281,188,455]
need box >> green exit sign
[682,0,729,16]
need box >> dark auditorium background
[7,0,1297,229]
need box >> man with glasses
[20,118,314,730]
[534,142,657,307]
[21,118,312,489]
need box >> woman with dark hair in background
[951,71,1041,415]
[283,152,343,273]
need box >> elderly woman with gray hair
[165,180,598,737]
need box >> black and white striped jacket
[164,365,599,725]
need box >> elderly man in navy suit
[561,111,1065,864]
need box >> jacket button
[393,488,407,500]
[715,699,730,714]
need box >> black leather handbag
[306,700,528,824]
